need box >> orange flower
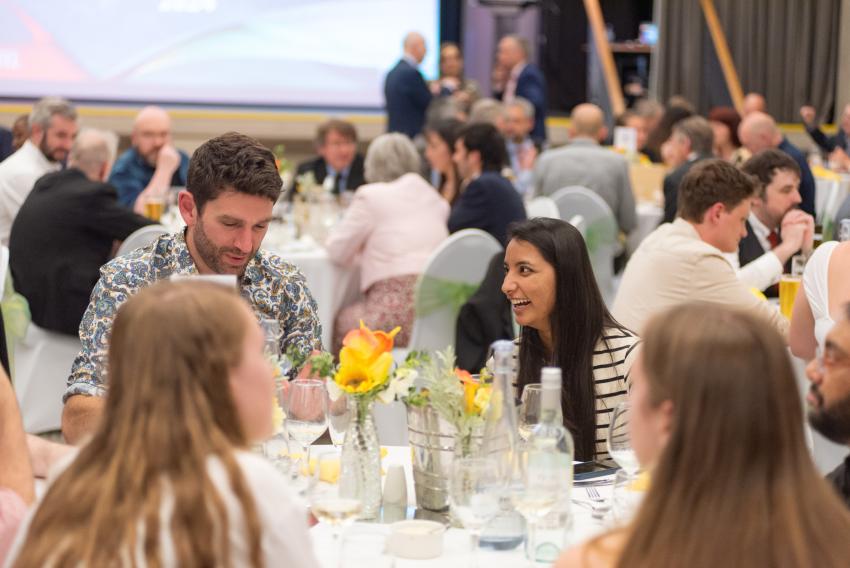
[456,369,479,414]
[333,321,401,395]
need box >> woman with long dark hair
[424,118,463,206]
[8,281,318,567]
[502,218,639,461]
[557,303,850,568]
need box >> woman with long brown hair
[8,281,318,567]
[558,303,850,568]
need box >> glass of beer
[779,255,806,319]
[144,196,165,221]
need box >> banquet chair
[14,324,81,433]
[116,224,168,257]
[525,196,560,220]
[550,186,618,305]
[381,230,501,443]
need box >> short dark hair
[315,119,357,147]
[677,159,756,222]
[741,149,801,198]
[187,132,282,212]
[457,122,507,172]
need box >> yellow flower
[333,321,400,396]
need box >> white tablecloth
[309,446,611,567]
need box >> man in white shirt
[0,97,78,245]
[613,159,788,337]
[727,149,814,294]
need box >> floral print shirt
[65,231,322,400]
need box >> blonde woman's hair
[14,281,265,567]
[587,303,850,568]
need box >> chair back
[550,186,618,305]
[525,196,560,220]
[14,324,81,433]
[116,224,168,257]
[407,229,502,353]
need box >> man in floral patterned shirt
[61,132,322,444]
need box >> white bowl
[386,519,446,559]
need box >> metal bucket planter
[407,404,482,511]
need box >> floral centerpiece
[292,321,419,518]
[404,347,492,457]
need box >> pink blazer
[326,173,449,292]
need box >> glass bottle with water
[479,340,525,550]
[523,367,574,563]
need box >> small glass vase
[341,396,382,520]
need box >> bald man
[384,32,432,138]
[739,112,815,216]
[742,92,767,116]
[533,103,636,233]
[495,34,547,143]
[109,106,189,210]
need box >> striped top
[511,327,641,461]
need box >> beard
[39,136,66,163]
[191,217,256,276]
[808,385,850,445]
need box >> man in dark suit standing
[448,122,526,247]
[9,129,152,337]
[739,111,816,217]
[800,103,850,155]
[661,116,714,223]
[496,35,547,144]
[729,149,813,295]
[384,32,432,139]
[294,119,365,196]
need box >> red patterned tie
[767,230,780,249]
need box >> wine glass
[263,379,292,475]
[285,379,328,474]
[449,456,502,567]
[260,317,283,357]
[518,384,563,442]
[510,444,569,564]
[328,393,351,447]
[309,449,364,567]
[607,401,640,475]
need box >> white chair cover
[116,224,169,257]
[384,230,501,443]
[525,196,560,220]
[14,323,81,433]
[550,186,618,305]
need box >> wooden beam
[582,0,625,116]
[700,0,744,113]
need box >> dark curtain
[655,0,840,121]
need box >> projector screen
[0,0,440,109]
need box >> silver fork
[586,486,604,501]
[585,486,610,520]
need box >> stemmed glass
[449,457,502,567]
[260,318,284,357]
[607,401,639,474]
[309,449,364,568]
[510,445,569,565]
[286,379,328,477]
[328,393,351,448]
[518,384,563,441]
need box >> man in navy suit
[739,112,816,217]
[800,103,850,155]
[729,149,813,296]
[496,35,547,144]
[448,122,526,247]
[384,32,432,139]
